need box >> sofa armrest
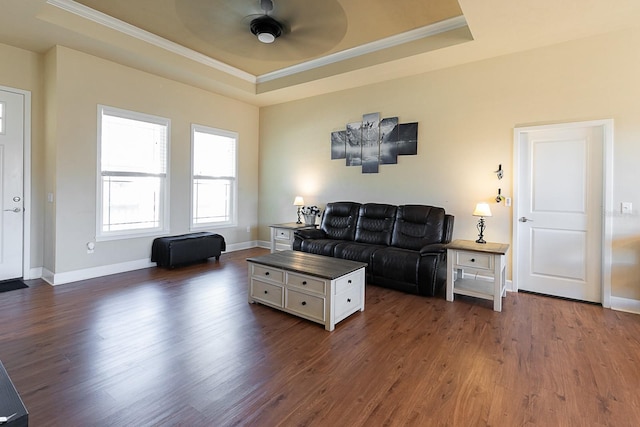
[419,243,447,255]
[294,228,326,240]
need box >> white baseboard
[610,296,640,315]
[38,240,261,286]
[26,267,43,280]
[46,259,156,285]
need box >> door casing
[0,85,32,280]
[513,119,613,307]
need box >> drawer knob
[301,301,307,306]
[302,281,307,285]
[347,298,351,303]
[265,271,270,276]
[264,290,268,294]
[470,258,475,262]
[348,280,352,284]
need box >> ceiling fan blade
[175,0,347,61]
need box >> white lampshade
[293,196,305,206]
[473,202,492,217]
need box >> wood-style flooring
[1,248,639,426]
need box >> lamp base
[476,217,487,244]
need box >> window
[191,124,237,228]
[97,105,170,239]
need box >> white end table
[269,222,317,253]
[446,239,509,311]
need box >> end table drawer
[285,289,325,321]
[456,251,492,270]
[251,279,283,307]
[252,265,285,283]
[275,229,291,240]
[287,272,326,294]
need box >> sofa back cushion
[354,203,397,246]
[320,202,361,241]
[391,205,446,250]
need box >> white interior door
[515,123,604,302]
[0,89,24,280]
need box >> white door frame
[513,119,614,308]
[0,85,32,280]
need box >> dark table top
[0,361,28,426]
[247,250,366,280]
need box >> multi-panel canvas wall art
[331,113,418,174]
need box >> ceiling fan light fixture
[250,15,283,44]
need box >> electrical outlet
[505,197,512,207]
[246,226,251,232]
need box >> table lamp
[472,202,492,244]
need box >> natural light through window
[191,124,237,228]
[98,105,170,239]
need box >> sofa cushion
[391,205,446,250]
[299,239,342,256]
[354,203,397,246]
[334,241,385,265]
[320,202,361,241]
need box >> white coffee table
[247,251,366,331]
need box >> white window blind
[98,106,170,238]
[191,125,237,228]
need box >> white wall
[44,46,260,277]
[258,26,640,302]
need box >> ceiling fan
[175,0,348,61]
[249,0,284,44]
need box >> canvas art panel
[332,113,417,173]
[361,112,380,173]
[331,130,346,159]
[346,122,362,166]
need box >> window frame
[96,105,171,241]
[190,123,238,230]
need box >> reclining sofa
[293,202,454,296]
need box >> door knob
[519,217,534,222]
[4,208,22,213]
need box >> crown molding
[256,16,468,83]
[47,0,466,88]
[46,0,257,83]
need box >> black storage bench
[151,232,226,268]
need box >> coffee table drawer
[250,279,283,307]
[251,264,285,283]
[285,289,325,322]
[335,269,364,294]
[335,285,362,320]
[286,272,326,295]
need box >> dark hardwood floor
[1,248,639,426]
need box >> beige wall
[0,42,45,272]
[46,46,259,274]
[258,26,640,301]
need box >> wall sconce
[472,202,492,244]
[495,164,503,180]
[293,196,305,224]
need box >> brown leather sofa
[293,202,454,296]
